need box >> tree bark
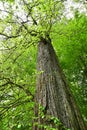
[33,37,87,130]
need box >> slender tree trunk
[33,37,87,130]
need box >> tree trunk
[33,37,87,130]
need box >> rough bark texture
[33,38,87,130]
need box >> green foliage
[34,105,70,130]
[5,0,14,2]
[52,14,87,124]
[0,45,36,130]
